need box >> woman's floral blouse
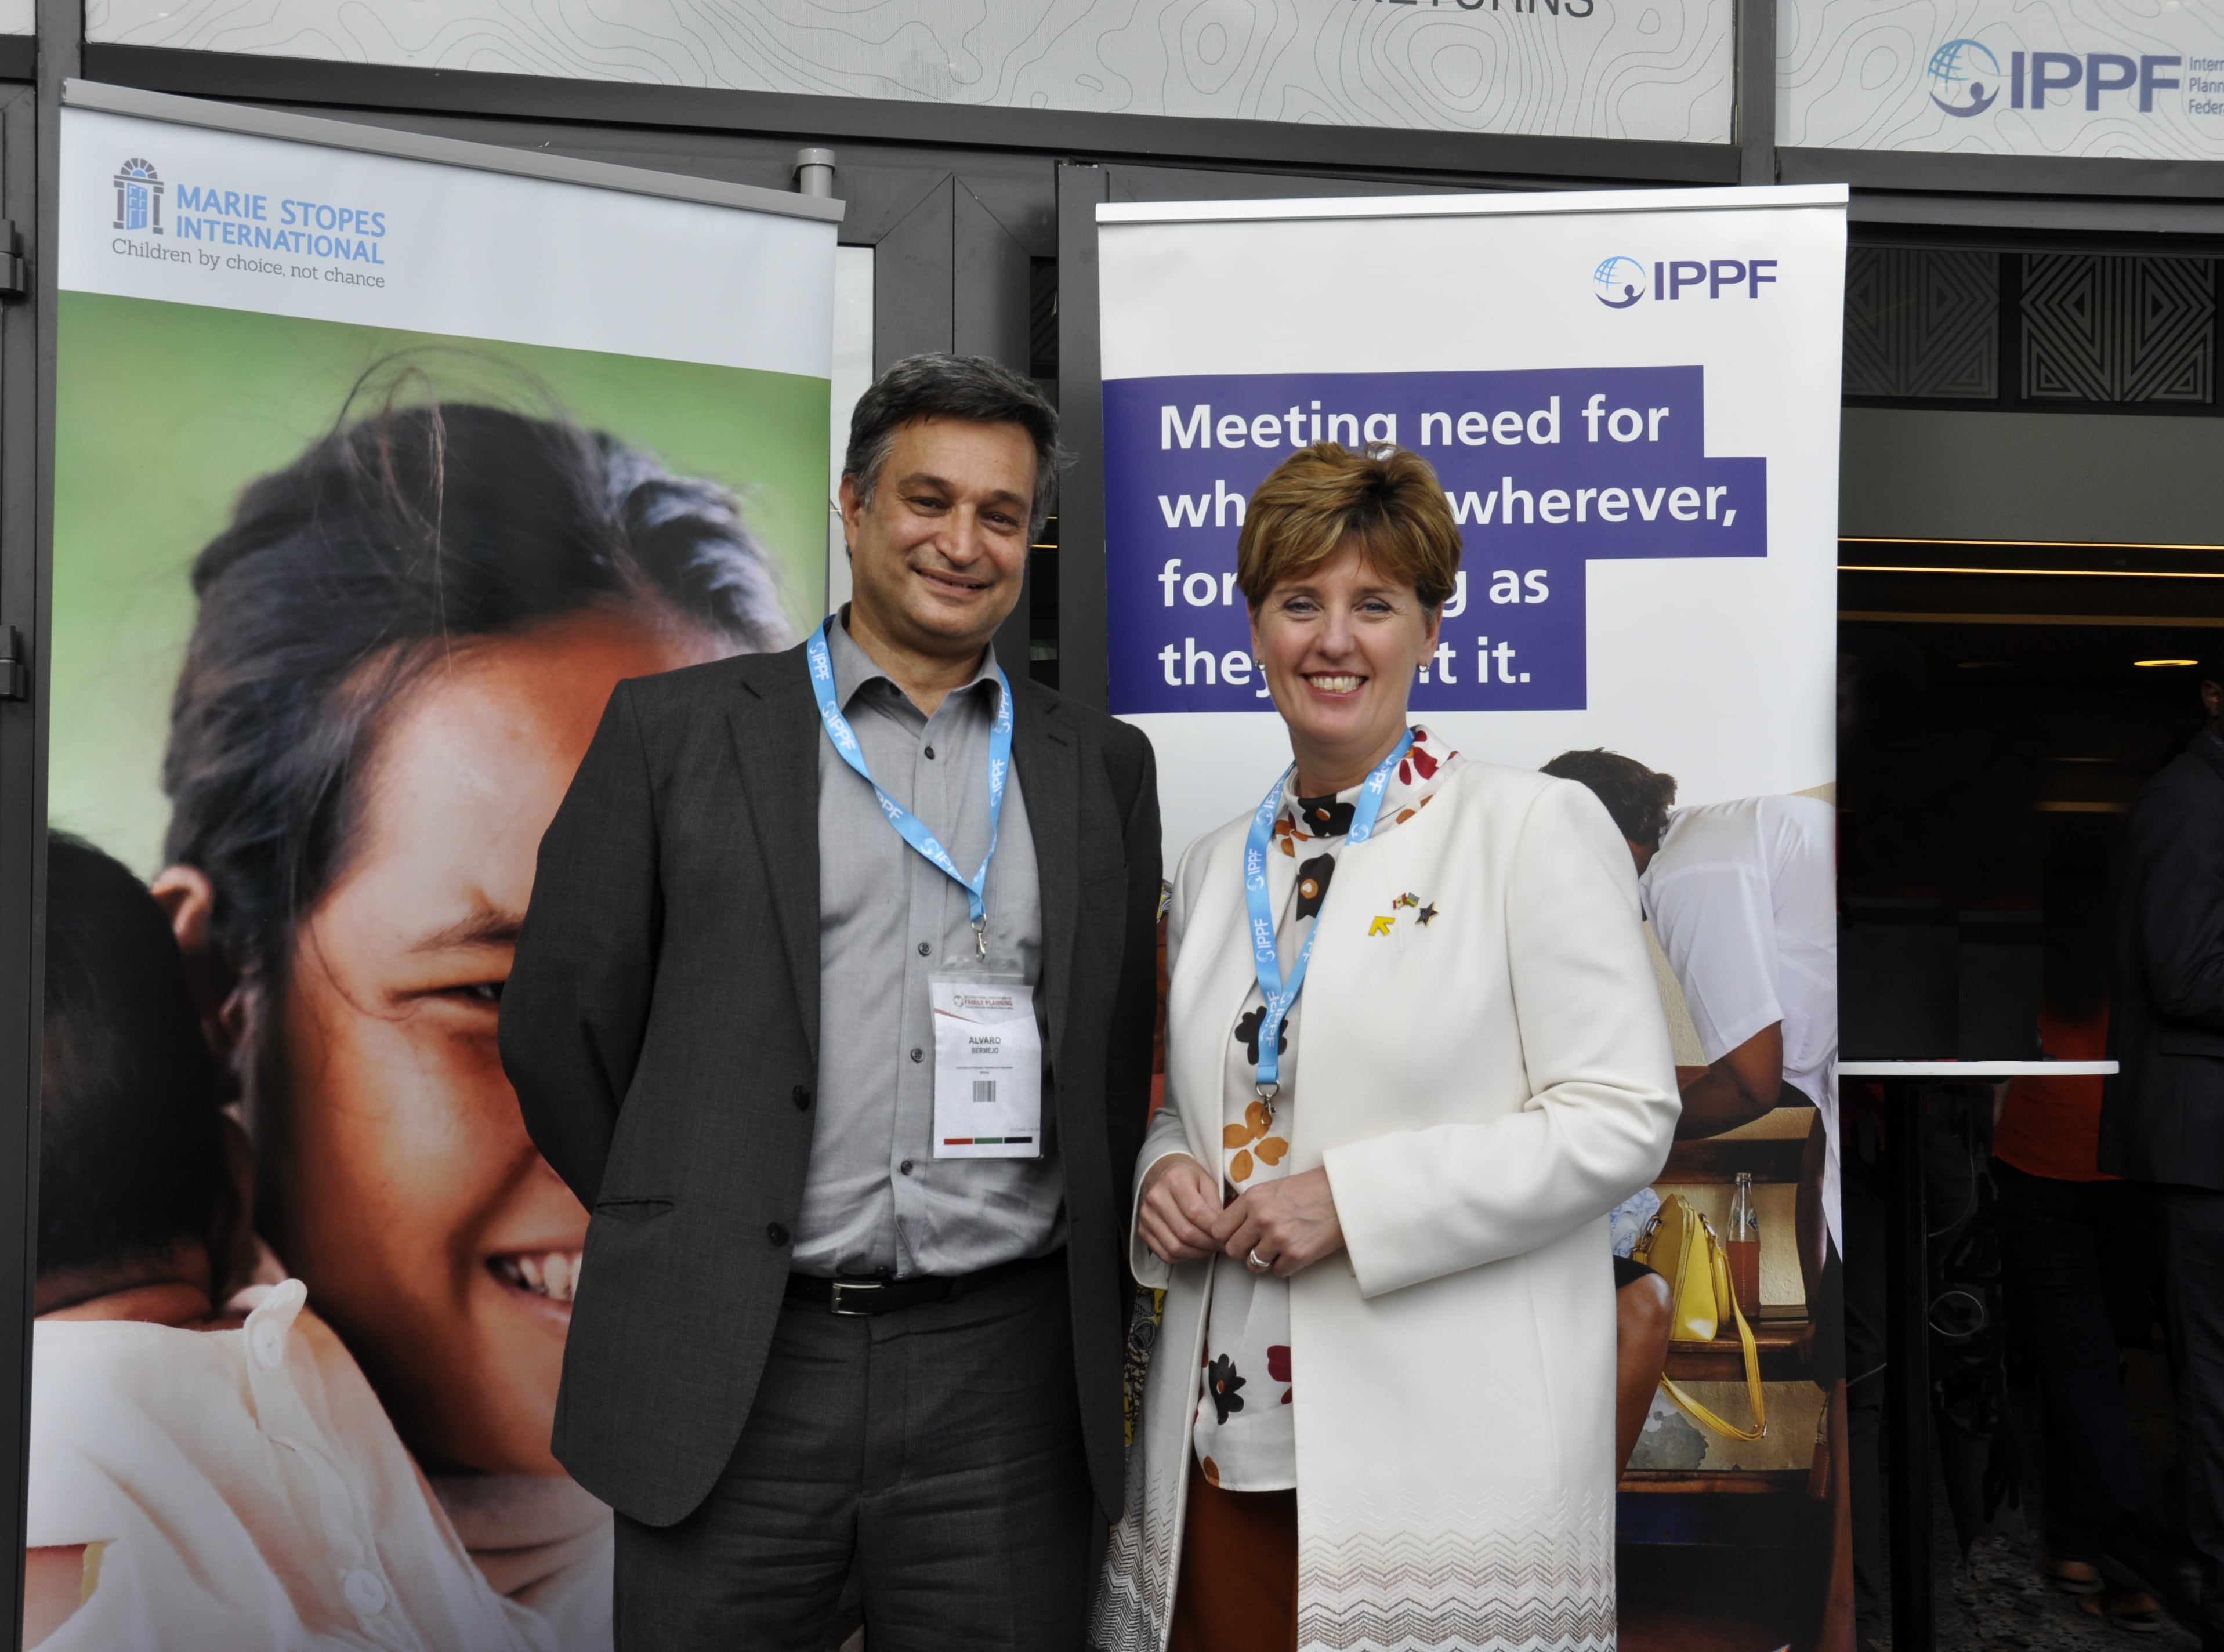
[1191,726,1463,1491]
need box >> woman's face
[1251,539,1440,786]
[269,608,721,1475]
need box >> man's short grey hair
[843,353,1064,537]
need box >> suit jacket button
[792,1084,813,1110]
[767,1222,791,1247]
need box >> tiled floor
[1934,1348,2198,1652]
[1939,1526,2198,1652]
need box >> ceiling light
[2135,659,2198,668]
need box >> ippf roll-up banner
[1105,189,1842,846]
[1101,187,1848,1651]
[37,84,834,1651]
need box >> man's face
[2205,678,2222,736]
[839,416,1036,659]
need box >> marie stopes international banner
[35,89,834,1650]
[1099,186,1848,1651]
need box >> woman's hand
[1215,1168,1344,1278]
[1138,1154,1223,1265]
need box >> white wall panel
[1780,0,2224,158]
[87,0,1733,144]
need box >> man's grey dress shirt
[794,617,1064,1279]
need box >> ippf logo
[112,157,164,236]
[1926,37,2182,117]
[1593,256,1646,309]
[1928,40,2001,115]
[1593,255,1779,308]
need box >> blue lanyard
[806,618,1013,953]
[1243,730,1411,1103]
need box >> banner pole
[1055,161,1109,712]
[1736,0,1777,186]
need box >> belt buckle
[828,1280,883,1317]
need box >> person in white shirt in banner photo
[26,835,549,1652]
[1541,751,1841,1329]
[1094,441,1680,1652]
[1543,749,1850,1620]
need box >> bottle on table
[1725,1171,1762,1312]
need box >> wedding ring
[1246,1248,1273,1274]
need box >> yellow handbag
[1632,1193,1767,1442]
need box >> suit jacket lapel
[726,650,823,1061]
[1016,684,1080,1066]
[2189,731,2224,793]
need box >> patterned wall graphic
[1841,248,2222,411]
[2022,255,2215,404]
[1779,0,2224,160]
[85,0,1733,144]
[1843,247,1998,400]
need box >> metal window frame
[1,6,64,1648]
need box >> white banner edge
[1096,183,1851,227]
[64,78,847,226]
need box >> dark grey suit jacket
[2102,733,2224,1190]
[499,642,1161,1527]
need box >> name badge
[931,962,1044,1159]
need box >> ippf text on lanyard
[1243,730,1412,1116]
[806,617,1014,955]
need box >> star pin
[1415,903,1440,926]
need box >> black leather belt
[785,1249,1059,1317]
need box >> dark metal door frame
[0,2,66,1643]
[842,158,1055,681]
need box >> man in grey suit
[2103,658,2224,1651]
[500,353,1161,1650]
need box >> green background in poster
[52,290,831,877]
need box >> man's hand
[1138,1154,1223,1265]
[1215,1167,1345,1278]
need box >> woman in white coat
[1091,442,1680,1652]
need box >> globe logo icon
[1593,255,1645,309]
[1928,39,2001,117]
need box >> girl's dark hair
[162,389,792,995]
[41,834,222,1280]
[1540,748,1679,849]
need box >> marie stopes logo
[113,157,164,235]
[1593,255,1780,308]
[109,155,392,267]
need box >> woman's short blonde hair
[1236,442,1461,612]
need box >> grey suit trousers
[612,1252,1096,1651]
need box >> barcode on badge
[972,1079,997,1104]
